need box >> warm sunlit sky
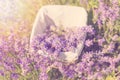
[0,0,45,33]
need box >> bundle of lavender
[31,25,93,63]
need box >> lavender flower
[0,1,120,79]
[0,70,4,76]
[98,38,105,46]
[95,0,120,26]
[32,26,86,56]
[85,39,93,47]
[11,73,19,80]
[39,72,48,80]
[1,31,120,79]
[107,42,115,52]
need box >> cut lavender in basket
[31,25,91,56]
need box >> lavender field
[0,0,120,80]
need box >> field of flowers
[0,0,120,80]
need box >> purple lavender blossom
[85,39,93,47]
[0,1,120,79]
[107,42,115,52]
[39,72,48,80]
[0,70,4,76]
[81,25,94,34]
[11,73,19,79]
[32,27,86,55]
[96,0,120,26]
[98,38,105,46]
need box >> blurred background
[0,0,92,37]
[0,0,43,36]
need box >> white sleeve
[30,7,47,44]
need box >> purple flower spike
[85,39,93,47]
[98,38,105,46]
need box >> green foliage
[52,0,80,5]
[88,0,98,9]
[105,72,117,80]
